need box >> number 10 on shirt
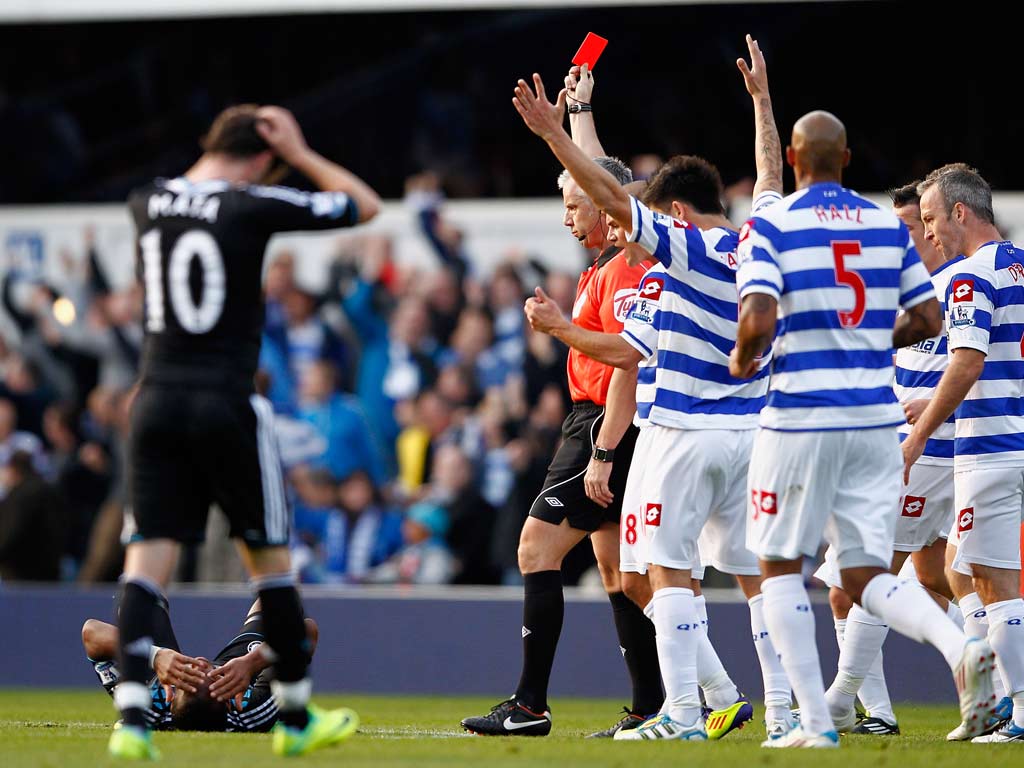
[832,240,865,328]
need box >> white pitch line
[359,726,475,739]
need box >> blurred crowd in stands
[1,172,658,587]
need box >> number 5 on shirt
[832,241,865,328]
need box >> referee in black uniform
[109,104,379,760]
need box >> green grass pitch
[0,689,1017,767]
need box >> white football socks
[762,573,833,736]
[694,594,740,711]
[826,606,889,723]
[960,592,988,640]
[748,593,791,714]
[861,574,963,671]
[651,587,703,726]
[961,591,1008,699]
[985,598,1024,728]
[946,600,965,630]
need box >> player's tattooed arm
[892,297,942,349]
[737,34,783,198]
[731,292,776,378]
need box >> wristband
[568,103,593,114]
[149,645,165,668]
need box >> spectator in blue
[365,499,454,585]
[296,360,386,487]
[262,286,348,408]
[291,468,402,584]
[438,306,511,391]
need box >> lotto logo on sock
[645,503,662,527]
[957,507,974,533]
[751,489,777,519]
[901,495,926,518]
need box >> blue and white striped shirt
[736,182,934,431]
[894,256,963,464]
[944,240,1024,467]
[621,193,779,430]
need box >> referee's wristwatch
[592,445,615,462]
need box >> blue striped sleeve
[898,243,935,309]
[946,269,994,353]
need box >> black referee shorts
[528,402,639,533]
[127,385,289,548]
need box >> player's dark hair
[888,182,921,208]
[201,104,270,158]
[641,155,725,216]
[169,686,227,732]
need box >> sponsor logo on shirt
[638,278,664,302]
[952,280,974,302]
[612,288,638,322]
[1008,263,1024,283]
[901,495,926,518]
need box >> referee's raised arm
[256,106,381,223]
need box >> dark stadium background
[0,0,1015,204]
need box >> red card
[572,32,608,70]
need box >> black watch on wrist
[592,445,615,462]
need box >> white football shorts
[950,464,1024,576]
[894,460,954,552]
[747,427,901,569]
[619,425,758,578]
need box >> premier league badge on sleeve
[950,303,976,328]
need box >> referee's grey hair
[557,156,633,191]
[917,163,994,224]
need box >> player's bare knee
[81,619,98,651]
[829,586,854,618]
[517,539,556,574]
[621,573,652,607]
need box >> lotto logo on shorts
[901,496,926,518]
[952,280,974,302]
[957,507,974,533]
[645,503,662,527]
[751,489,777,519]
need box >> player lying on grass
[82,599,317,732]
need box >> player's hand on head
[207,655,257,703]
[736,34,768,96]
[256,106,309,164]
[153,649,207,694]
[512,74,567,140]
[583,458,614,507]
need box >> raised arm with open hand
[513,74,632,229]
[736,35,783,198]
